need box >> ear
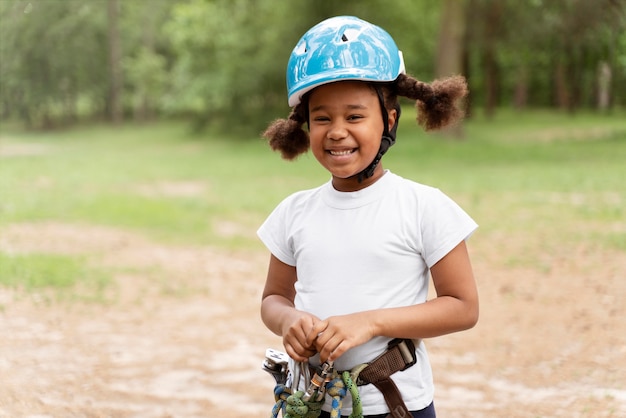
[387,107,398,132]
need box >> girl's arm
[261,254,320,362]
[309,241,479,362]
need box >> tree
[121,0,172,121]
[0,0,109,128]
[436,0,466,77]
[436,0,467,136]
[107,0,122,123]
[1,0,623,131]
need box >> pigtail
[396,73,468,131]
[262,102,310,160]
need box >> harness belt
[357,338,417,418]
[311,338,417,418]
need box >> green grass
[0,120,326,246]
[1,109,625,295]
[0,252,110,300]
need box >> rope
[271,384,291,418]
[342,371,363,418]
[326,377,346,418]
[320,367,365,418]
[270,364,365,418]
[272,385,324,418]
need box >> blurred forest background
[1,0,625,133]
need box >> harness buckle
[387,338,417,371]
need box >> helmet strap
[357,87,401,183]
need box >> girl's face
[308,81,397,192]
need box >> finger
[285,342,314,362]
[306,320,328,346]
[285,332,318,360]
[284,343,303,362]
[327,340,348,362]
[317,334,341,363]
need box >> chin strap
[357,134,394,182]
[357,87,401,183]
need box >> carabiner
[302,360,334,402]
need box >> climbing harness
[262,339,417,418]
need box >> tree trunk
[597,61,611,112]
[482,1,502,118]
[108,0,123,123]
[436,0,467,138]
[513,66,528,109]
[462,0,475,118]
[554,60,570,110]
[436,0,466,77]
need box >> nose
[327,121,348,141]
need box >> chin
[331,171,359,180]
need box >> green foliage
[1,0,624,131]
[162,0,312,130]
[161,0,442,131]
[618,30,626,74]
[0,0,109,126]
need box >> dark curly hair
[262,74,468,160]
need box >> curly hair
[395,74,468,131]
[262,102,309,160]
[262,74,468,160]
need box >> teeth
[329,149,353,156]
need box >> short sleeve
[257,197,297,266]
[420,188,478,268]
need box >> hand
[306,312,375,363]
[282,311,321,362]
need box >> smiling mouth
[328,149,356,156]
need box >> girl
[258,16,478,418]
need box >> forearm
[261,294,297,337]
[366,295,479,340]
[262,293,321,361]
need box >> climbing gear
[286,16,405,107]
[264,353,362,418]
[355,338,417,418]
[263,348,290,385]
[263,339,417,418]
[303,360,334,402]
[356,88,402,183]
[264,349,320,418]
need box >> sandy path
[1,222,625,417]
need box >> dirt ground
[0,222,624,418]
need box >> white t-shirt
[257,170,477,415]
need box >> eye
[347,114,364,121]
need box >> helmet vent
[340,28,359,42]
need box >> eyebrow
[309,103,368,112]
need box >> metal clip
[292,361,301,391]
[262,348,290,385]
[302,360,333,402]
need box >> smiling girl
[258,16,478,418]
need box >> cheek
[307,130,325,158]
[308,128,324,147]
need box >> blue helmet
[286,16,406,107]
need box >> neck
[332,165,385,192]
